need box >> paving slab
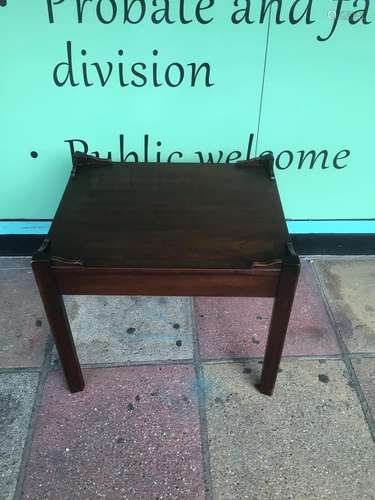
[0,267,49,368]
[0,257,31,270]
[195,261,338,359]
[204,360,375,500]
[0,372,39,500]
[352,357,375,419]
[315,258,375,353]
[22,365,204,500]
[52,295,194,365]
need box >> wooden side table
[32,153,300,396]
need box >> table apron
[52,267,280,297]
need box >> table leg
[32,260,85,393]
[260,258,300,396]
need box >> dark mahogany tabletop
[45,159,289,269]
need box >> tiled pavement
[0,257,375,500]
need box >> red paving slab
[22,366,204,500]
[195,261,339,359]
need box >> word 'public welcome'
[65,133,351,170]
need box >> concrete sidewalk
[0,256,374,499]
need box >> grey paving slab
[204,360,375,500]
[315,258,375,353]
[0,372,39,500]
[0,268,49,368]
[52,296,194,365]
[0,257,31,270]
[352,357,375,419]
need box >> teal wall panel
[257,0,375,219]
[1,1,374,228]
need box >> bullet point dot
[31,151,38,158]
